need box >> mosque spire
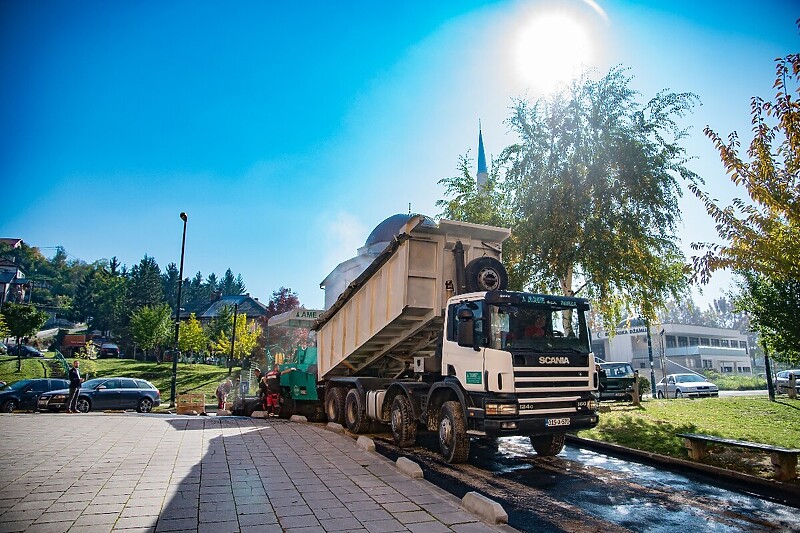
[477,120,488,189]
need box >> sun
[513,11,593,94]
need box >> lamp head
[180,212,187,222]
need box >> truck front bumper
[480,412,599,436]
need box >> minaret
[477,121,488,189]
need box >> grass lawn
[0,355,240,404]
[577,397,800,480]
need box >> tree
[161,263,180,313]
[178,313,207,356]
[128,255,163,311]
[205,304,234,352]
[129,304,172,361]
[260,287,303,362]
[690,46,800,283]
[0,313,9,339]
[1,303,49,371]
[218,268,245,296]
[93,268,128,336]
[439,66,698,330]
[214,317,261,362]
[734,273,799,366]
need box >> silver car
[656,373,719,399]
[775,370,800,395]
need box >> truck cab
[436,290,599,441]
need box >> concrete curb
[461,491,509,525]
[395,457,423,478]
[357,436,375,451]
[251,410,268,418]
[325,422,345,433]
[290,414,308,423]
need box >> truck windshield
[488,303,590,353]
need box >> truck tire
[530,433,565,456]
[345,389,370,434]
[390,395,417,447]
[325,388,346,425]
[438,401,470,463]
[465,257,508,292]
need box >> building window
[702,359,712,369]
[711,338,720,347]
[666,335,676,348]
[640,363,646,369]
[722,365,733,373]
[678,336,688,347]
[739,341,748,349]
[700,338,710,346]
[720,339,730,347]
[689,337,699,346]
[738,366,751,373]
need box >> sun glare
[514,12,593,94]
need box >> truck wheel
[345,389,370,434]
[530,433,565,456]
[390,395,417,447]
[438,401,470,463]
[325,388,346,425]
[465,257,508,292]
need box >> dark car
[0,379,70,412]
[7,345,45,358]
[98,343,120,358]
[37,377,161,413]
[598,362,636,401]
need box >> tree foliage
[734,272,800,365]
[690,46,800,282]
[178,313,207,355]
[260,286,304,360]
[1,303,49,370]
[214,317,261,361]
[127,255,163,311]
[129,304,172,356]
[439,66,697,330]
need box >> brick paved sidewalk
[0,413,511,533]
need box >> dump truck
[279,215,599,462]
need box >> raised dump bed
[315,217,510,379]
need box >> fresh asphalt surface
[0,412,514,533]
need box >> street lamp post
[643,316,657,397]
[170,212,188,408]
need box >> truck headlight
[485,403,518,416]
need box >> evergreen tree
[161,262,180,312]
[128,255,163,311]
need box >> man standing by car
[67,360,82,413]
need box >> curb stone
[396,457,423,478]
[461,491,509,524]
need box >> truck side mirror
[457,309,475,348]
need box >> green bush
[703,370,766,391]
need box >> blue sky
[1,0,797,311]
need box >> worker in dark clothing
[67,360,83,413]
[265,364,281,417]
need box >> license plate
[546,417,570,427]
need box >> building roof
[0,238,23,248]
[190,294,268,320]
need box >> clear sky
[1,0,797,311]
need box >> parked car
[656,373,719,399]
[37,377,161,413]
[98,343,120,358]
[0,342,7,355]
[775,370,800,395]
[0,379,70,412]
[6,345,45,358]
[598,362,636,401]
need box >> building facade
[592,320,752,377]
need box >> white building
[593,320,752,377]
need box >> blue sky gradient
[1,0,797,310]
